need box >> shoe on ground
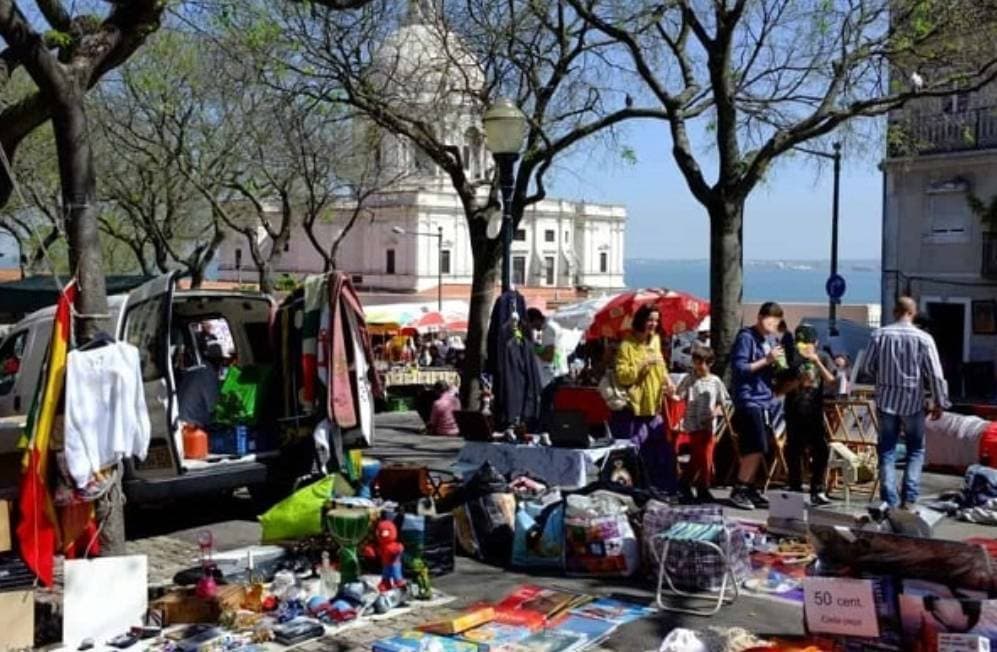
[728,486,755,510]
[747,487,770,508]
[696,487,717,504]
[810,492,833,507]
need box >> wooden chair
[823,398,880,499]
[717,403,786,489]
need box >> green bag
[259,475,338,543]
[213,365,272,426]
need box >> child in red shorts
[674,347,728,503]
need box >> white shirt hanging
[64,341,151,489]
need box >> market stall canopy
[400,309,468,335]
[0,275,152,319]
[585,289,710,340]
[550,294,617,332]
[364,300,469,335]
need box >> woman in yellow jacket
[613,305,678,492]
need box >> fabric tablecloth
[455,441,629,488]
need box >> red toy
[363,519,406,592]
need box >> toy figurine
[410,557,433,600]
[363,519,405,592]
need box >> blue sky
[548,117,884,262]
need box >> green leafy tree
[567,0,997,370]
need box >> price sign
[803,577,879,638]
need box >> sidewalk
[115,410,986,650]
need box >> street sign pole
[829,142,842,335]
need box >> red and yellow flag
[16,281,76,586]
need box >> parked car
[0,272,313,504]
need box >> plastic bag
[213,365,273,426]
[259,475,334,543]
[511,494,565,571]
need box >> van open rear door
[116,272,180,473]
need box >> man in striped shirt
[862,297,950,508]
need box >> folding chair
[653,519,740,616]
[823,398,880,499]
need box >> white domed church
[216,0,626,295]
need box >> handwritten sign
[803,577,879,638]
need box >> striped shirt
[862,320,950,416]
[676,373,729,432]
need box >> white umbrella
[550,294,617,333]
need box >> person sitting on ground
[784,323,836,506]
[673,346,728,504]
[428,380,461,437]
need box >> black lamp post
[795,141,843,335]
[393,225,445,311]
[483,98,528,293]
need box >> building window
[283,241,291,252]
[544,229,555,243]
[927,191,970,242]
[599,252,608,273]
[440,249,451,275]
[514,229,527,242]
[386,249,396,274]
[544,256,555,285]
[462,145,470,170]
[512,256,526,286]
[234,248,243,269]
[564,231,569,243]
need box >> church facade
[215,1,626,293]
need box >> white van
[0,272,310,503]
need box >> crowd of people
[597,297,950,511]
[378,332,465,368]
[413,295,951,514]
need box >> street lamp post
[392,226,444,311]
[795,142,843,335]
[483,99,528,293]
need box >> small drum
[325,508,372,584]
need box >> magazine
[497,585,590,621]
[552,614,617,646]
[373,631,485,652]
[570,598,656,626]
[459,622,535,651]
[503,629,586,652]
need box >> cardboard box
[0,500,10,553]
[150,589,220,625]
[0,589,34,650]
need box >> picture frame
[972,300,997,335]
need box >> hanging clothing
[487,291,543,429]
[300,275,327,406]
[64,341,150,489]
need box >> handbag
[598,369,629,411]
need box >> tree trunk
[53,96,109,343]
[460,235,501,412]
[708,202,744,377]
[53,95,124,555]
[257,264,272,294]
[190,265,205,289]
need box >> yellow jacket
[615,334,666,417]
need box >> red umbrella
[585,289,710,340]
[402,311,447,335]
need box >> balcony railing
[889,106,997,157]
[983,233,997,280]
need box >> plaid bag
[642,501,749,591]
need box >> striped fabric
[863,320,950,416]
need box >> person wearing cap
[784,323,836,505]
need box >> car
[0,272,313,504]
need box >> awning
[0,275,152,317]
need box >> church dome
[368,0,484,108]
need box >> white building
[215,0,626,293]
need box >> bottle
[319,551,340,598]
